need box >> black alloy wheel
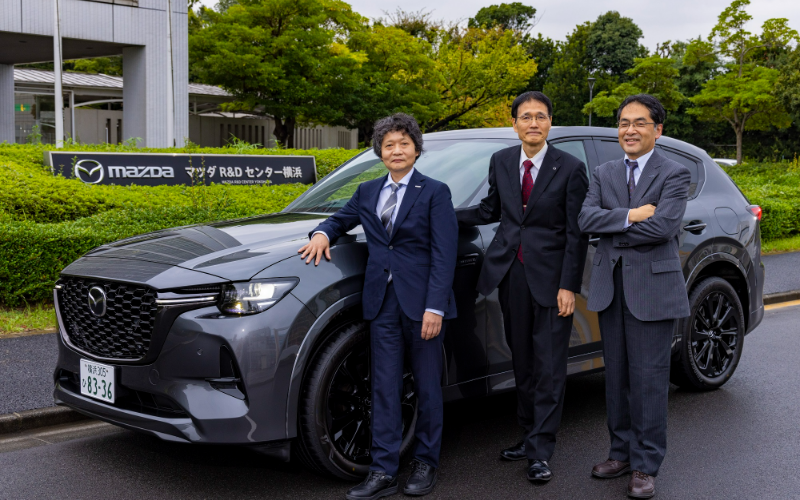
[671,277,745,390]
[296,322,418,480]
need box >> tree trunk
[272,116,296,149]
[735,125,743,165]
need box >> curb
[0,406,90,435]
[763,290,800,306]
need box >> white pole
[166,0,175,147]
[69,90,75,140]
[53,0,64,148]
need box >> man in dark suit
[578,94,691,499]
[300,113,458,499]
[457,91,589,483]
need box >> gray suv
[53,126,764,479]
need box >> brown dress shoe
[627,471,655,499]
[591,459,631,478]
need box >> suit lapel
[521,144,560,224]
[366,174,389,243]
[505,145,524,220]
[611,159,631,209]
[630,149,663,207]
[390,169,425,241]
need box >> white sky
[197,0,799,51]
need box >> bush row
[0,143,358,305]
[0,143,359,224]
[723,161,800,241]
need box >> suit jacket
[578,148,691,321]
[310,169,458,322]
[457,144,589,307]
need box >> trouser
[369,283,445,476]
[599,262,675,476]
[498,258,572,461]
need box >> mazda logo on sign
[74,159,104,184]
[87,287,107,317]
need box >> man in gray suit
[578,94,690,499]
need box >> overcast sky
[197,0,799,51]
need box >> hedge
[0,143,359,306]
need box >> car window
[284,140,513,213]
[551,140,589,178]
[657,147,701,198]
[593,140,624,165]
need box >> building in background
[12,69,357,148]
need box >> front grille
[59,277,157,360]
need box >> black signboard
[46,152,317,186]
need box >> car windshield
[285,140,515,213]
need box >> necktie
[517,159,534,263]
[625,159,638,201]
[380,182,400,235]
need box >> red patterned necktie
[517,159,534,263]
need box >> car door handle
[589,237,600,247]
[683,221,707,234]
[457,253,479,267]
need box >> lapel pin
[415,185,421,188]
[553,167,557,170]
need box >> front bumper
[53,293,315,446]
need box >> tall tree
[468,2,537,34]
[425,27,536,132]
[524,34,557,92]
[330,25,440,144]
[775,46,800,118]
[189,0,365,147]
[586,11,647,77]
[688,0,797,163]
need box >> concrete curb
[0,406,90,435]
[763,290,800,305]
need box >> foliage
[425,27,536,132]
[775,46,800,118]
[524,34,558,93]
[583,56,685,118]
[586,11,647,77]
[71,57,123,76]
[468,3,537,34]
[0,143,360,306]
[189,0,366,148]
[0,302,55,336]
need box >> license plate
[80,359,115,403]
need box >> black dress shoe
[500,440,527,461]
[527,459,553,483]
[403,459,438,496]
[345,471,398,500]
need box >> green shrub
[0,143,359,305]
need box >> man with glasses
[579,94,690,499]
[457,91,589,484]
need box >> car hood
[63,213,337,285]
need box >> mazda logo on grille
[87,287,107,317]
[74,159,104,184]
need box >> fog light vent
[206,346,247,400]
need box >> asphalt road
[0,332,58,414]
[761,252,800,295]
[1,305,798,500]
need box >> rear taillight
[747,205,762,221]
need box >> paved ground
[0,333,58,414]
[1,305,798,499]
[761,252,800,295]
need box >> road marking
[765,299,800,311]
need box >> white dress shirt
[314,167,444,317]
[518,142,548,186]
[624,147,655,228]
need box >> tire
[670,277,745,391]
[295,322,418,480]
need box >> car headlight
[218,279,298,315]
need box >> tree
[583,55,685,118]
[425,27,536,132]
[377,8,444,44]
[524,34,557,92]
[775,46,800,118]
[330,25,440,144]
[189,0,365,147]
[468,2,537,34]
[586,11,647,77]
[688,0,797,163]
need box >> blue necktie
[625,159,638,200]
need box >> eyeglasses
[516,114,551,125]
[617,120,656,130]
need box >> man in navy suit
[300,113,458,499]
